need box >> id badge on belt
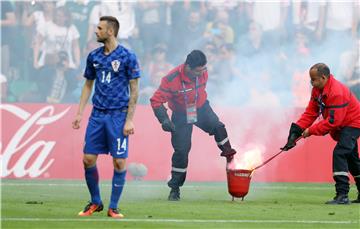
[186,102,197,124]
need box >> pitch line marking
[0,182,333,190]
[1,217,358,224]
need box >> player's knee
[83,155,97,168]
[113,158,126,171]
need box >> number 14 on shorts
[116,138,127,155]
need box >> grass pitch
[1,180,359,228]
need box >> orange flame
[227,146,263,171]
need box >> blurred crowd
[1,0,359,106]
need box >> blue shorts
[84,108,128,158]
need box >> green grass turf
[1,180,359,228]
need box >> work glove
[161,118,175,132]
[281,123,303,151]
[153,105,175,132]
[221,148,237,163]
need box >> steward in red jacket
[150,50,236,201]
[150,62,208,113]
[282,63,360,205]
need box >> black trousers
[333,127,360,195]
[167,100,231,189]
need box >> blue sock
[85,166,101,205]
[109,170,126,209]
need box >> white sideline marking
[0,182,332,190]
[1,217,357,224]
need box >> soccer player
[150,50,237,201]
[72,16,140,218]
[282,63,360,204]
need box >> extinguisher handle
[253,137,303,170]
[294,136,302,143]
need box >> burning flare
[227,146,263,171]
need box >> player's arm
[72,79,94,129]
[123,78,139,136]
[123,51,141,136]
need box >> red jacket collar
[179,64,192,83]
[321,74,334,96]
[179,64,205,84]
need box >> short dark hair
[310,63,330,77]
[100,16,120,37]
[185,50,207,69]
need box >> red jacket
[150,64,208,112]
[296,75,360,140]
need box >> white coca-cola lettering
[0,104,70,178]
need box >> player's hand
[72,114,82,129]
[123,120,135,136]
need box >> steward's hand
[302,128,311,138]
[161,119,175,132]
[280,123,303,151]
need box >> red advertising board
[1,103,358,182]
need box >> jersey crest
[111,60,121,72]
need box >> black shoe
[351,193,360,203]
[168,188,180,201]
[221,149,237,163]
[325,194,350,205]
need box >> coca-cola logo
[0,104,70,178]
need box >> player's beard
[97,36,107,43]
